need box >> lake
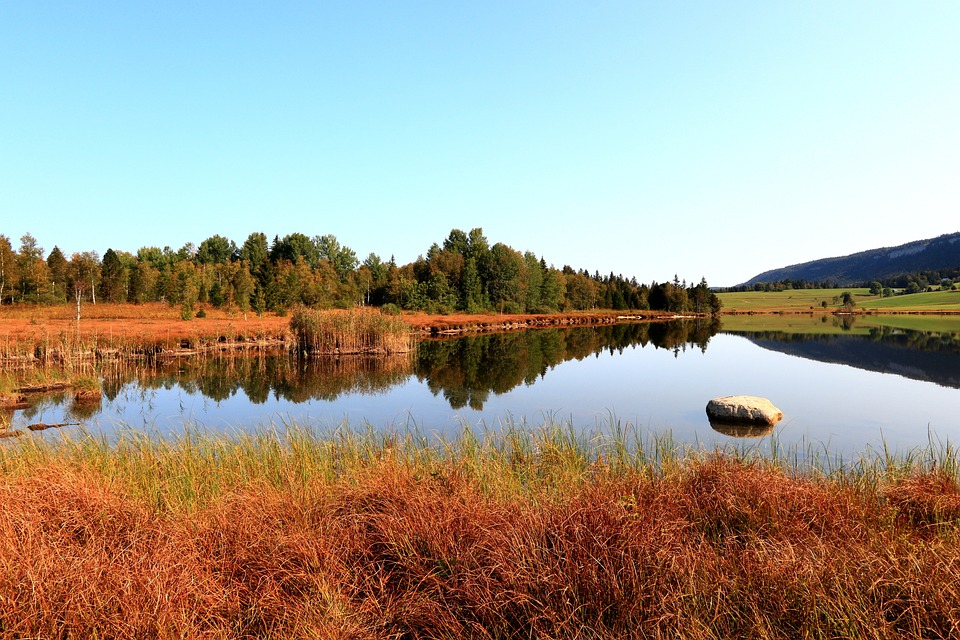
[8,315,960,459]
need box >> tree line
[725,268,960,296]
[0,228,721,317]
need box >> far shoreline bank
[1,301,957,367]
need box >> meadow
[0,423,957,639]
[718,288,960,313]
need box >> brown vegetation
[291,307,413,355]
[0,302,292,362]
[0,430,957,639]
[0,303,683,362]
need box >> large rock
[706,396,783,426]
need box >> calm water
[8,316,960,458]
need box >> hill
[743,232,960,286]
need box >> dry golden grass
[0,302,291,361]
[291,307,413,355]
[0,303,680,362]
[0,427,956,639]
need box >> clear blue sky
[2,2,958,286]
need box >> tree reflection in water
[91,320,721,412]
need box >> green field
[862,289,960,310]
[718,288,960,313]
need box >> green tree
[241,232,269,270]
[173,260,201,319]
[362,252,389,305]
[100,248,128,302]
[196,235,238,264]
[487,243,524,310]
[129,260,159,303]
[17,233,48,301]
[523,252,543,312]
[0,235,18,304]
[467,228,491,276]
[314,234,359,280]
[460,256,483,312]
[68,252,101,318]
[176,242,197,262]
[46,246,69,302]
[224,260,254,312]
[690,277,720,315]
[539,265,564,312]
[443,228,470,255]
[271,233,318,266]
[564,272,599,310]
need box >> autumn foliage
[0,427,956,638]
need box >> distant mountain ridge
[743,232,960,286]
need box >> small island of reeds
[290,306,413,355]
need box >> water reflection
[102,355,414,406]
[725,322,960,389]
[415,320,719,410]
[6,316,959,453]
[708,419,776,438]
[6,320,720,423]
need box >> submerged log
[16,382,71,394]
[26,422,80,432]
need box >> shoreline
[0,304,692,362]
[1,301,957,366]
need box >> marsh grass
[290,306,413,355]
[0,420,958,638]
[0,302,292,365]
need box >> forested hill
[743,232,960,287]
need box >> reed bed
[291,306,413,355]
[0,302,291,364]
[0,421,957,639]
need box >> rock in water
[706,396,783,426]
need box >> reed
[290,306,414,355]
[0,421,957,638]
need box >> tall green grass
[0,420,957,638]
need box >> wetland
[5,313,959,459]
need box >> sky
[1,2,958,287]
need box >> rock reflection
[708,419,776,438]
